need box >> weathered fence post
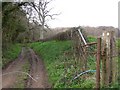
[110,31,116,84]
[101,31,116,87]
[96,37,101,89]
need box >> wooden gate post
[110,31,117,85]
[96,37,101,89]
[101,31,115,87]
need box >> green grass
[28,37,119,88]
[29,40,73,87]
[87,36,97,70]
[2,43,22,68]
[29,40,96,88]
[29,40,72,62]
[87,36,97,42]
[116,38,120,88]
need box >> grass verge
[29,40,96,88]
[2,43,22,68]
[28,37,119,88]
[29,40,72,87]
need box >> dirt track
[2,47,50,88]
[26,48,50,88]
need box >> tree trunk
[40,23,44,39]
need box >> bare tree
[23,0,60,39]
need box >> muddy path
[2,47,50,88]
[26,48,50,88]
[2,47,27,88]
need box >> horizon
[50,25,118,29]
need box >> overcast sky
[47,0,119,28]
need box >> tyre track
[2,47,27,88]
[2,47,51,88]
[26,48,51,88]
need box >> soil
[2,47,50,88]
[26,48,50,88]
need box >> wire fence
[62,27,118,88]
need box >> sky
[47,0,119,28]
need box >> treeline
[2,2,29,56]
[2,2,51,50]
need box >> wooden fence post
[110,31,116,85]
[101,31,115,87]
[109,31,113,85]
[96,37,101,89]
[101,31,107,87]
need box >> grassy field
[2,43,22,68]
[29,37,119,88]
[29,40,73,87]
[29,39,97,88]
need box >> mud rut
[2,47,50,88]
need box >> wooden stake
[101,31,115,87]
[96,37,101,89]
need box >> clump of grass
[2,43,22,68]
[80,79,95,88]
[87,36,97,42]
